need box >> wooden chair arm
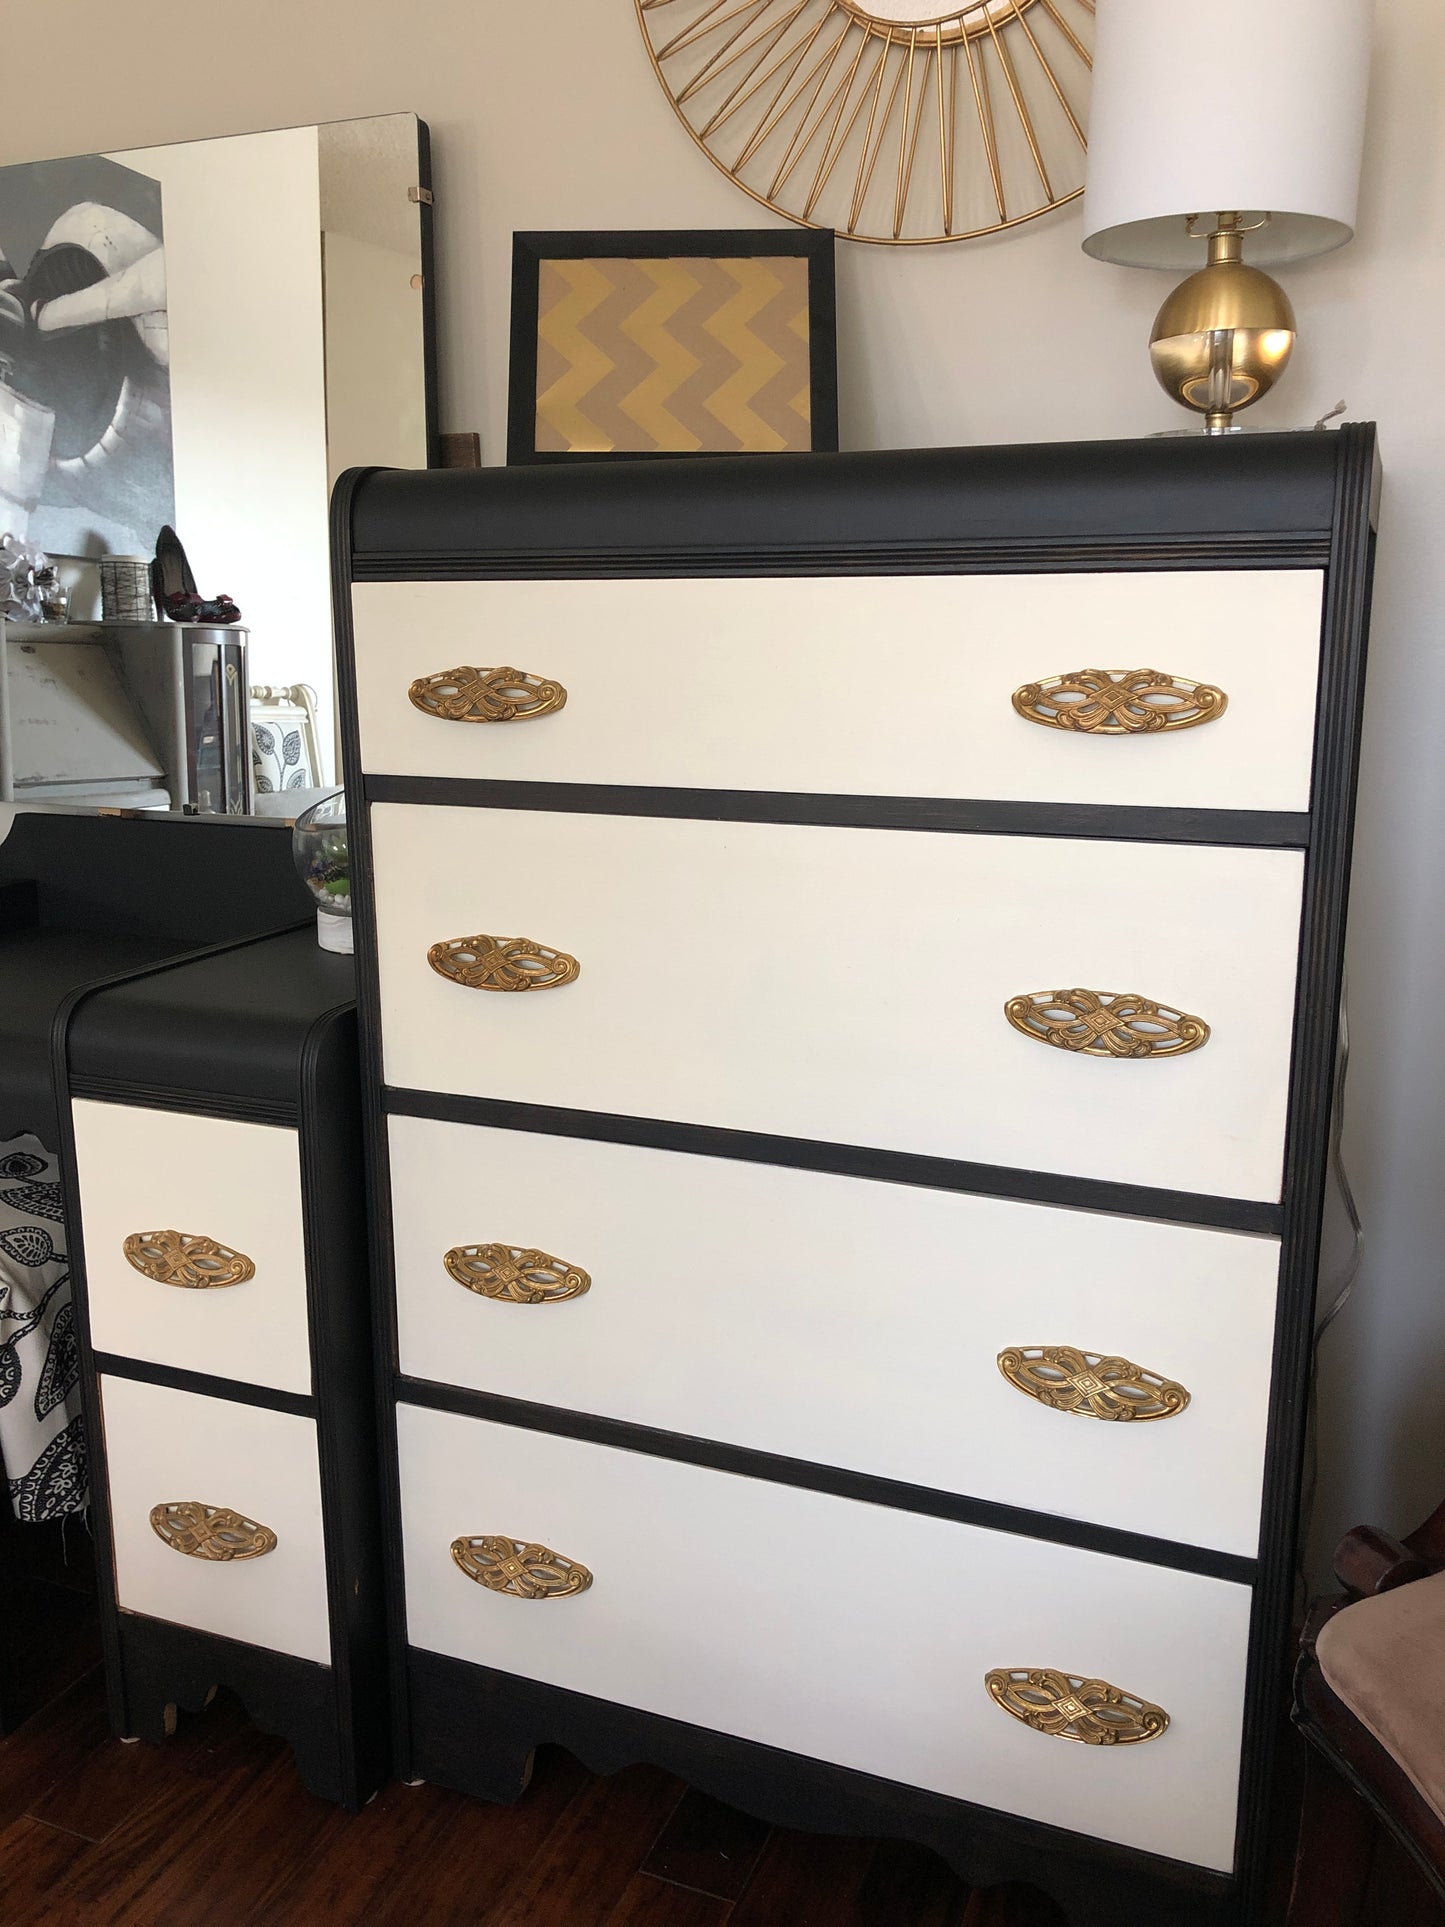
[1332,1524,1430,1597]
[1403,1494,1445,1570]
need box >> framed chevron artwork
[507,228,837,463]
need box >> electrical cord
[1297,971,1364,1604]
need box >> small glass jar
[291,790,352,954]
[34,563,67,622]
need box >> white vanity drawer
[390,1116,1279,1558]
[397,1407,1251,1871]
[101,1375,331,1665]
[371,805,1305,1202]
[353,571,1323,814]
[72,1101,312,1396]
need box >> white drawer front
[73,1102,311,1397]
[353,571,1323,813]
[398,1407,1250,1871]
[101,1376,331,1664]
[390,1117,1278,1558]
[371,806,1304,1202]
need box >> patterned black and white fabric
[252,718,317,794]
[0,1137,87,1521]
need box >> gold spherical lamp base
[1147,218,1297,434]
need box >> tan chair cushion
[1316,1566,1445,1825]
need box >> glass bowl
[291,790,352,953]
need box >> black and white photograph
[0,151,174,556]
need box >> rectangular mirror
[0,112,436,809]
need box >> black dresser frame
[333,426,1379,1924]
[50,928,388,1809]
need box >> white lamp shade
[1083,0,1375,269]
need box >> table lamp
[1082,0,1374,433]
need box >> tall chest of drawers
[335,429,1378,1925]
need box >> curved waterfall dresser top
[333,427,1379,1926]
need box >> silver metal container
[107,622,254,814]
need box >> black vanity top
[65,927,354,1118]
[0,810,314,1145]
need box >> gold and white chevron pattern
[533,256,814,454]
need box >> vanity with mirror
[0,112,435,1789]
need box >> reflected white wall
[323,230,427,479]
[117,129,333,776]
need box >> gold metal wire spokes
[636,0,1093,245]
[838,1,1034,42]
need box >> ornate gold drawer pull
[985,1668,1169,1746]
[444,1243,591,1305]
[408,665,567,724]
[997,1346,1190,1422]
[451,1535,593,1599]
[149,1501,277,1562]
[123,1230,255,1289]
[1012,668,1227,734]
[428,934,580,992]
[1005,989,1209,1060]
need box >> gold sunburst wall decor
[637,0,1094,246]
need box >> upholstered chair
[1287,1497,1445,1923]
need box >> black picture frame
[507,228,838,466]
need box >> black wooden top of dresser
[65,927,354,1115]
[341,425,1379,575]
[0,812,315,1145]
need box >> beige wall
[8,0,1445,1564]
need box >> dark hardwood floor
[2,1520,1442,1926]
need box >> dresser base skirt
[405,1646,1240,1926]
[114,1612,386,1811]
